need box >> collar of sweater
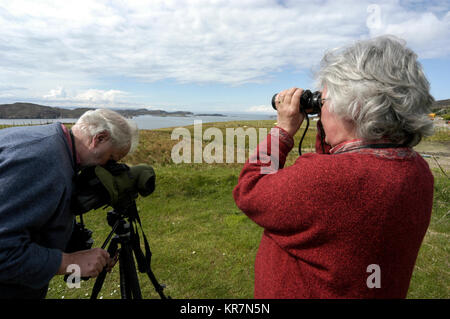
[330,138,416,160]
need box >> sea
[0,112,274,130]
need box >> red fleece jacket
[233,125,434,299]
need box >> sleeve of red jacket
[233,126,321,234]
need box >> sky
[0,0,449,114]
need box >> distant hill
[3,99,444,120]
[431,99,450,112]
[0,102,195,119]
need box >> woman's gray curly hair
[74,108,139,153]
[316,35,434,147]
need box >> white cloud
[75,89,127,103]
[0,93,14,99]
[246,105,273,114]
[44,86,67,99]
[367,2,450,58]
[42,87,130,108]
[0,0,449,101]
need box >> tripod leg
[119,242,142,299]
[145,267,169,299]
[90,236,119,299]
[119,253,131,299]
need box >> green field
[1,120,448,299]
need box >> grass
[1,120,448,299]
[423,126,450,142]
[406,168,450,298]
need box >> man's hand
[58,248,114,278]
[275,87,305,137]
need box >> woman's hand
[275,87,305,137]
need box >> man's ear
[93,130,111,147]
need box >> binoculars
[271,89,323,115]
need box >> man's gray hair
[75,109,139,153]
[316,35,434,147]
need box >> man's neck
[63,124,81,166]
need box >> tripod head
[107,210,129,235]
[90,204,169,300]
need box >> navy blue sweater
[0,123,75,298]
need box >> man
[0,109,139,298]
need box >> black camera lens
[271,89,322,115]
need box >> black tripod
[90,205,170,299]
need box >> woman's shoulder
[292,148,432,180]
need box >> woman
[233,36,434,298]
